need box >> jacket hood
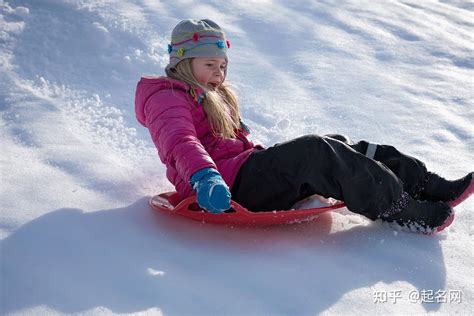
[135,76,190,126]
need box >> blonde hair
[168,59,240,138]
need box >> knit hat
[165,19,230,77]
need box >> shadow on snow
[1,198,448,315]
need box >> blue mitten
[190,168,231,214]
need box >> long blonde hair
[168,59,240,138]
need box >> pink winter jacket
[135,77,260,200]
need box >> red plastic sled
[149,191,346,226]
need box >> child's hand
[190,168,231,214]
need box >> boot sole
[432,213,455,234]
[448,178,474,208]
[430,177,472,234]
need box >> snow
[1,0,473,315]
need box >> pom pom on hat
[177,47,185,57]
[216,40,225,49]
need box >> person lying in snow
[135,19,473,233]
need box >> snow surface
[1,0,473,315]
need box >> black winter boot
[381,196,454,234]
[414,172,473,204]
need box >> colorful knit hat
[165,19,231,77]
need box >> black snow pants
[231,134,427,220]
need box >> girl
[135,19,473,233]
